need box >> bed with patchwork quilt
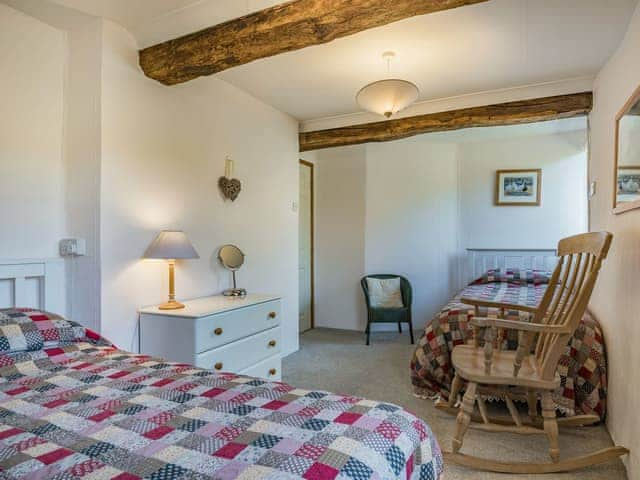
[0,308,442,480]
[410,269,607,419]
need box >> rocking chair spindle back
[528,232,612,381]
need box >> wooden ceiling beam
[139,0,489,85]
[298,92,593,152]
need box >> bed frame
[465,248,558,285]
[0,259,65,315]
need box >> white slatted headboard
[466,248,558,285]
[0,259,65,315]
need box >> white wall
[313,139,460,331]
[315,146,367,331]
[459,130,588,249]
[100,21,300,354]
[365,139,459,324]
[312,121,588,332]
[0,3,103,325]
[588,2,640,476]
[0,5,300,353]
[64,19,103,332]
[0,4,67,259]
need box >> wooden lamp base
[158,300,185,310]
[158,260,185,310]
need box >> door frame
[299,159,315,330]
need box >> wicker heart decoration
[218,176,242,201]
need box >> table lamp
[144,230,199,310]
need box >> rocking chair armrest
[461,297,538,314]
[470,317,571,334]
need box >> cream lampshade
[143,230,199,310]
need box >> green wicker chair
[360,274,414,345]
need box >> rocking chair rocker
[437,232,628,473]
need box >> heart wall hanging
[218,157,242,201]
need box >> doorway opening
[299,160,314,332]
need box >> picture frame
[495,169,541,206]
[616,166,640,204]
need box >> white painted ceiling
[47,0,637,122]
[47,0,283,42]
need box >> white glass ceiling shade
[356,79,419,118]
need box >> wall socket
[59,238,86,257]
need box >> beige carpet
[282,328,627,480]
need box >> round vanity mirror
[218,244,247,296]
[218,244,245,270]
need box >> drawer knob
[268,340,277,347]
[214,328,223,336]
[268,311,277,319]
[268,368,277,376]
[214,362,223,370]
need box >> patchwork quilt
[410,269,608,419]
[0,309,443,480]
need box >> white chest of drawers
[139,294,282,381]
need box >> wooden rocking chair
[437,232,628,473]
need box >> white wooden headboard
[0,259,65,315]
[466,248,558,285]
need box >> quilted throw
[410,270,608,419]
[0,309,443,480]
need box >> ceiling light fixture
[356,51,419,119]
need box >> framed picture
[616,166,640,204]
[495,169,541,206]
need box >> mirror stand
[223,271,247,297]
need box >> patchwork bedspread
[0,309,443,480]
[410,270,607,419]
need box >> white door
[299,162,313,332]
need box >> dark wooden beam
[299,92,593,152]
[139,0,489,85]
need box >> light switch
[292,201,299,212]
[589,181,597,198]
[60,238,87,256]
